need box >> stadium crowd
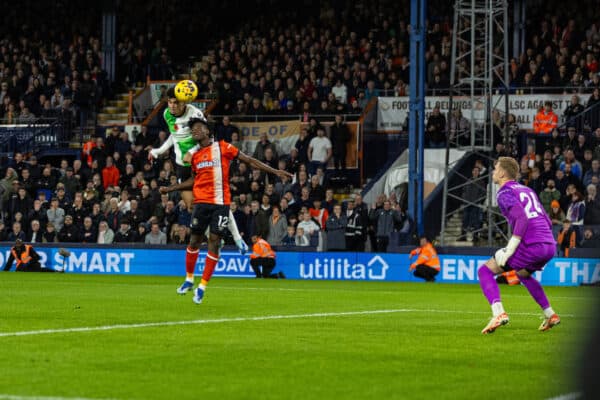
[0,113,415,252]
[2,0,600,253]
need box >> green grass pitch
[0,274,594,400]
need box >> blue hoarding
[1,245,598,286]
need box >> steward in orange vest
[496,270,520,285]
[250,235,285,279]
[3,239,47,272]
[409,236,441,282]
[533,101,558,134]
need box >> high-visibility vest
[533,110,558,134]
[250,238,276,259]
[502,270,520,285]
[410,243,441,271]
[82,141,96,167]
[11,245,33,268]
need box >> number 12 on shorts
[217,215,229,229]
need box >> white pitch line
[0,395,118,400]
[0,308,576,338]
[209,285,594,300]
[545,392,582,400]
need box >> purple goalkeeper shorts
[506,242,555,272]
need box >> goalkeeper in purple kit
[479,157,560,334]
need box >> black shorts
[176,164,192,183]
[190,203,230,236]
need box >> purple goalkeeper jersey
[497,181,556,247]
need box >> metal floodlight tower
[440,0,510,246]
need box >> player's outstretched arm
[149,135,174,160]
[160,176,195,194]
[237,152,294,181]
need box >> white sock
[491,302,505,317]
[186,277,194,283]
[228,210,242,242]
[199,283,206,290]
[543,307,555,318]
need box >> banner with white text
[1,246,595,286]
[377,94,575,132]
[236,120,302,156]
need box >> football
[174,80,198,102]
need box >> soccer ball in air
[174,80,198,102]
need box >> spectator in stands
[580,227,600,248]
[145,222,167,245]
[564,95,585,124]
[574,134,591,162]
[58,215,81,242]
[97,220,114,244]
[562,127,578,151]
[557,219,578,257]
[297,211,320,243]
[27,220,42,243]
[294,226,309,246]
[559,148,583,181]
[460,166,486,241]
[42,222,58,243]
[27,156,42,183]
[102,156,121,190]
[448,108,469,146]
[325,204,347,251]
[587,87,600,110]
[426,105,446,148]
[114,219,138,243]
[136,223,148,243]
[309,198,329,233]
[584,159,600,187]
[246,200,269,243]
[584,184,600,225]
[344,198,366,252]
[527,166,543,194]
[81,216,98,243]
[171,224,190,245]
[409,236,441,282]
[308,126,332,176]
[369,200,403,253]
[566,191,586,226]
[541,158,556,185]
[8,222,26,242]
[105,198,123,232]
[252,132,277,162]
[115,131,133,158]
[8,186,32,226]
[330,114,350,173]
[266,205,287,246]
[582,149,594,177]
[281,225,296,247]
[215,116,238,143]
[540,179,561,213]
[593,130,600,159]
[46,197,65,231]
[533,101,558,134]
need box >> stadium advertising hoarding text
[377,94,575,132]
[0,246,596,286]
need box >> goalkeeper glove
[494,237,521,267]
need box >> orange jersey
[190,140,239,205]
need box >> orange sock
[201,251,219,285]
[185,247,200,281]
